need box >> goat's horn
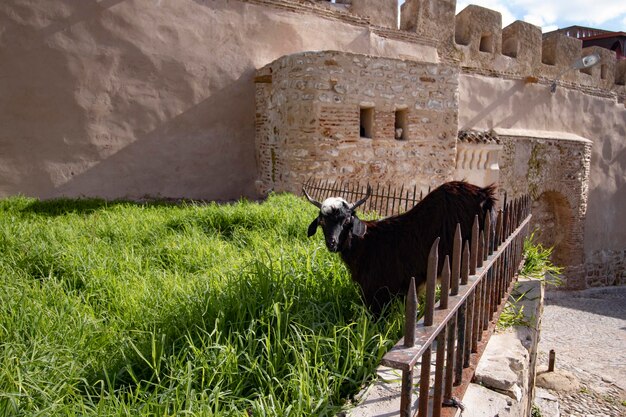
[350,185,372,211]
[302,187,322,209]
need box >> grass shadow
[19,198,198,217]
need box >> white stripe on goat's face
[320,197,349,215]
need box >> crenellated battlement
[253,0,626,102]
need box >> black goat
[304,181,496,312]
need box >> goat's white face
[307,197,367,252]
[320,197,349,215]
[303,186,372,252]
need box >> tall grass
[521,231,563,286]
[0,194,404,416]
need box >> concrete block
[616,59,626,85]
[581,46,617,89]
[534,387,560,417]
[473,331,529,401]
[455,5,502,55]
[541,33,582,67]
[400,0,456,45]
[502,21,542,68]
[351,0,397,29]
[463,383,521,417]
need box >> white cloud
[510,0,626,28]
[454,0,626,32]
[541,25,559,34]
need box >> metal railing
[382,195,531,417]
[302,178,429,218]
[302,179,531,416]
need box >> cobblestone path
[537,286,626,417]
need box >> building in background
[545,26,625,59]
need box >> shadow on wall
[54,70,258,201]
[0,2,107,195]
[460,78,553,130]
[0,0,259,201]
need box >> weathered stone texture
[501,21,542,71]
[350,0,397,29]
[580,46,617,90]
[455,5,505,69]
[498,133,592,285]
[400,0,456,45]
[541,33,582,67]
[255,51,459,195]
[583,250,626,288]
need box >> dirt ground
[537,285,626,417]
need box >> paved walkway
[537,285,626,417]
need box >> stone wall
[497,130,592,288]
[568,250,626,289]
[255,51,459,195]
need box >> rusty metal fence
[302,179,532,417]
[302,178,429,217]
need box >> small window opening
[479,34,494,53]
[394,109,408,140]
[580,66,593,76]
[360,107,374,139]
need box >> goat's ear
[307,217,320,237]
[351,216,367,237]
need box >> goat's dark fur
[305,181,496,313]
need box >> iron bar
[454,303,466,386]
[382,207,531,371]
[405,277,418,348]
[433,329,447,417]
[477,230,484,269]
[463,292,474,368]
[451,224,462,295]
[444,318,456,400]
[401,369,414,417]
[470,215,479,275]
[425,238,440,327]
[440,256,450,310]
[461,241,470,285]
[419,349,432,417]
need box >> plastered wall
[0,0,436,201]
[458,76,626,286]
[255,51,458,195]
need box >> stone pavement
[536,285,626,417]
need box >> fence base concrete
[347,277,544,417]
[458,277,544,417]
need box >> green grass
[520,231,563,286]
[0,194,404,416]
[497,231,563,330]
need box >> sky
[401,0,626,33]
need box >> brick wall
[255,51,459,195]
[498,132,592,289]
